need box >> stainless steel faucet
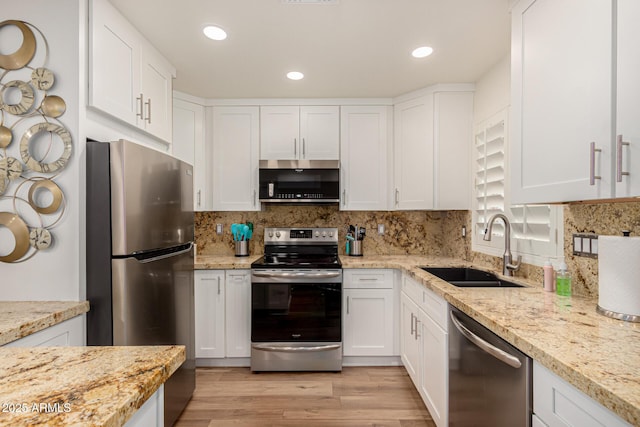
[483,213,522,277]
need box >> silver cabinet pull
[414,318,420,340]
[253,189,257,206]
[395,188,400,205]
[617,135,630,182]
[136,94,144,119]
[145,98,152,124]
[302,138,306,158]
[589,142,602,185]
[410,312,415,336]
[450,311,522,369]
[346,296,350,315]
[342,189,346,206]
[294,138,297,157]
[197,190,201,207]
[217,276,221,295]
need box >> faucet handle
[506,255,522,272]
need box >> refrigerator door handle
[137,242,194,264]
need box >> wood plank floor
[175,367,436,427]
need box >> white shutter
[472,109,563,263]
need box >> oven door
[251,269,343,371]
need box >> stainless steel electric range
[250,227,342,372]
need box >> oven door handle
[252,343,341,353]
[252,271,341,279]
[449,311,522,369]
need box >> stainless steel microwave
[258,160,340,203]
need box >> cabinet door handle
[414,318,420,340]
[217,276,221,295]
[589,142,602,185]
[617,135,630,183]
[145,98,152,124]
[253,189,257,206]
[395,188,400,205]
[136,94,144,119]
[410,312,415,336]
[294,138,297,157]
[197,190,201,207]
[346,296,350,315]
[342,189,346,206]
[302,138,306,158]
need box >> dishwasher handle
[450,311,522,369]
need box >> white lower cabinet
[400,274,448,427]
[225,270,252,358]
[343,269,397,357]
[124,385,164,427]
[195,269,252,362]
[4,315,85,347]
[533,361,631,427]
[195,270,225,358]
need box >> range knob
[329,231,334,237]
[268,231,273,237]
[315,231,320,237]
[322,231,327,237]
[275,231,281,238]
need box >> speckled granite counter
[195,254,262,269]
[0,345,185,427]
[196,254,640,425]
[0,301,90,346]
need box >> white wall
[0,0,85,300]
[473,55,510,124]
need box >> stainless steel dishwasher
[448,306,532,427]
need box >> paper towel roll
[598,235,640,319]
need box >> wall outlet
[377,224,385,235]
[216,224,223,235]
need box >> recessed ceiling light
[203,25,227,41]
[287,71,304,80]
[412,46,434,58]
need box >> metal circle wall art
[0,19,71,263]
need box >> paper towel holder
[596,305,640,323]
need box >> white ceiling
[109,0,512,99]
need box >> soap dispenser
[556,260,572,296]
[543,259,554,292]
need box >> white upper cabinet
[340,106,391,210]
[615,0,640,198]
[510,0,615,203]
[173,97,209,211]
[211,106,260,211]
[89,0,175,142]
[260,106,339,160]
[393,88,473,210]
[394,95,435,210]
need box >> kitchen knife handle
[617,135,630,183]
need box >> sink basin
[420,267,524,288]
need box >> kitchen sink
[420,267,524,288]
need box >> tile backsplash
[195,200,640,299]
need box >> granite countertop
[0,345,185,427]
[0,301,90,346]
[196,253,640,425]
[195,254,262,269]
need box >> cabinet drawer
[533,361,631,427]
[402,274,448,330]
[344,269,393,289]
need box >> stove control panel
[264,227,338,244]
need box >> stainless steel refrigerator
[86,139,195,427]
